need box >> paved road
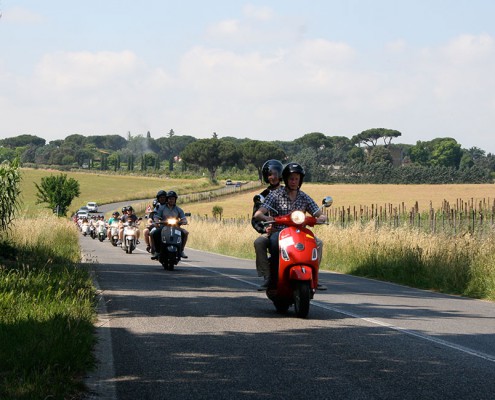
[80,235,495,400]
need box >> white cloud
[242,4,274,21]
[206,19,241,37]
[3,6,44,24]
[35,51,141,90]
[385,39,407,53]
[205,6,299,47]
[442,34,495,64]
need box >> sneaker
[151,252,160,260]
[257,277,270,291]
[116,240,122,246]
[181,251,188,259]
[146,245,151,253]
[317,283,327,291]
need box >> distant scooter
[81,222,90,236]
[97,223,106,242]
[121,219,141,254]
[109,222,119,246]
[262,197,333,318]
[89,224,97,240]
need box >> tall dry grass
[9,213,81,261]
[186,217,495,300]
[185,183,495,220]
[1,213,95,399]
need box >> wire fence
[190,196,495,237]
[329,197,495,236]
[177,181,263,204]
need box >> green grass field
[19,168,222,216]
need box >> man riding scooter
[116,206,141,246]
[151,191,189,260]
[107,212,120,237]
[254,163,327,287]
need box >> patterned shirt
[155,204,186,221]
[262,187,320,231]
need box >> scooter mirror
[185,212,191,217]
[322,196,333,207]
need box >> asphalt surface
[79,232,495,400]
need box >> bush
[0,158,21,232]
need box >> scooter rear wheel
[293,281,311,318]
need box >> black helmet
[261,159,283,184]
[121,206,127,213]
[126,205,134,212]
[152,199,158,207]
[156,190,167,199]
[112,211,120,217]
[166,190,178,199]
[282,162,305,188]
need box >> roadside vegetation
[187,216,495,301]
[0,214,95,399]
[185,183,495,301]
[1,161,95,399]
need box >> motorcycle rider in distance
[151,190,189,260]
[252,159,283,291]
[94,214,107,239]
[254,163,327,289]
[95,214,106,228]
[117,206,141,246]
[107,211,120,240]
[80,216,90,233]
[144,192,167,253]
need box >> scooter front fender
[289,265,313,281]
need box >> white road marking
[312,300,495,363]
[190,262,495,364]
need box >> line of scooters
[78,218,139,254]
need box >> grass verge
[0,214,96,400]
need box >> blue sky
[2,1,495,153]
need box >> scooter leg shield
[289,266,313,281]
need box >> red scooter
[264,196,333,318]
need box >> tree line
[1,128,494,183]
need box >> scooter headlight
[291,211,306,224]
[167,218,178,225]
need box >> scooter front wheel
[293,281,311,318]
[166,254,175,271]
[273,299,290,314]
